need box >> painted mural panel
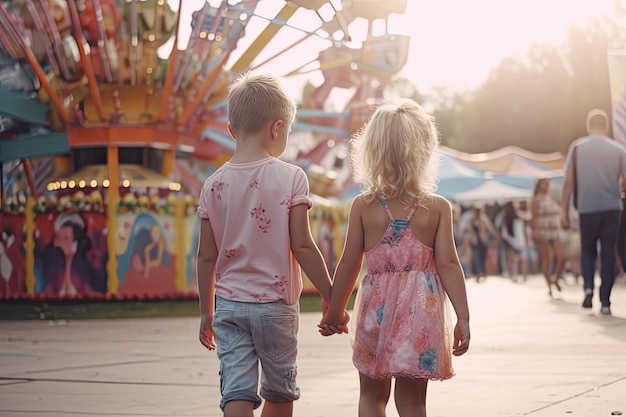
[304,202,350,294]
[33,212,108,297]
[115,212,176,297]
[184,215,200,295]
[0,214,26,298]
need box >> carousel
[0,0,409,300]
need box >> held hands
[199,312,217,350]
[318,309,350,336]
[452,319,470,356]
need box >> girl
[320,100,470,417]
[499,201,529,282]
[531,178,566,297]
[464,203,498,282]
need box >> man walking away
[561,109,626,315]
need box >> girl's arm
[434,199,469,320]
[289,204,332,303]
[530,197,540,230]
[433,197,470,355]
[323,198,364,325]
[482,215,499,241]
[514,204,532,222]
[197,218,218,350]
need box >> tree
[427,15,626,153]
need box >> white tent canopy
[451,180,532,204]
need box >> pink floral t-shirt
[197,157,313,305]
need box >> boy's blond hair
[350,100,440,203]
[227,73,297,136]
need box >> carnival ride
[0,0,410,300]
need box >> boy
[196,73,338,417]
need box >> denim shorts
[213,296,300,411]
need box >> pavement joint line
[0,376,208,387]
[0,408,169,416]
[524,375,626,415]
[10,355,199,375]
[0,379,29,387]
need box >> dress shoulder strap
[379,199,418,220]
[406,202,418,220]
[379,199,394,220]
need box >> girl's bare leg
[395,377,428,417]
[536,240,552,296]
[551,241,567,292]
[520,249,528,281]
[359,373,391,417]
[509,251,520,281]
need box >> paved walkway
[0,274,625,417]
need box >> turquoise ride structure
[0,0,409,301]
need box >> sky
[165,0,618,96]
[393,0,616,92]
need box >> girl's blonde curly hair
[349,100,440,204]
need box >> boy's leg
[213,298,262,414]
[260,400,293,417]
[254,301,300,417]
[224,401,255,417]
[358,373,391,417]
[394,377,427,417]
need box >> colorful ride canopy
[0,0,410,164]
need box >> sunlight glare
[162,0,616,94]
[389,0,615,91]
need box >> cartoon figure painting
[0,217,26,298]
[34,212,107,297]
[117,213,175,297]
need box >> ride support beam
[230,2,297,74]
[157,0,183,122]
[24,196,35,295]
[0,7,71,123]
[67,0,107,122]
[106,146,120,294]
[0,133,70,162]
[174,198,186,293]
[162,149,175,177]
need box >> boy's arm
[289,204,332,302]
[197,218,218,350]
[433,197,470,355]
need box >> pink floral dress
[351,199,454,380]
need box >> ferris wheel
[0,0,409,201]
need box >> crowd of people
[453,108,626,318]
[453,179,580,297]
